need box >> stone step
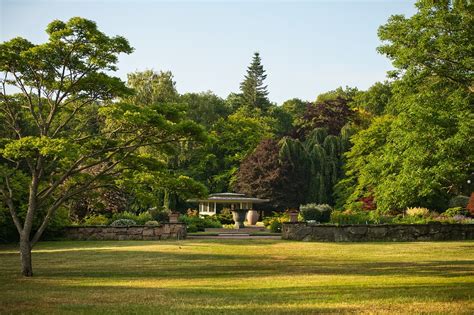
[187,235,281,239]
[205,227,266,233]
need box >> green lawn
[0,240,473,314]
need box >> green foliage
[391,214,439,225]
[330,211,371,225]
[448,195,470,209]
[111,211,138,222]
[216,208,234,225]
[263,212,288,233]
[278,127,352,207]
[330,210,394,225]
[0,17,208,263]
[268,105,294,136]
[239,52,270,112]
[126,70,179,105]
[179,215,222,232]
[203,108,274,191]
[366,211,395,224]
[181,92,230,129]
[110,211,152,225]
[351,81,393,116]
[149,207,170,223]
[335,115,394,210]
[41,207,71,238]
[136,212,153,225]
[299,204,332,223]
[83,214,109,226]
[377,0,473,89]
[336,1,474,213]
[316,86,358,103]
[281,98,307,126]
[444,207,467,217]
[110,219,136,226]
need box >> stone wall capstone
[64,223,186,241]
[282,223,474,242]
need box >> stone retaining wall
[64,223,186,241]
[282,223,474,242]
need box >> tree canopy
[337,0,474,212]
[2,0,473,277]
[0,17,206,276]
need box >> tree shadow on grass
[1,240,473,281]
[5,247,471,280]
[1,240,473,314]
[5,281,473,315]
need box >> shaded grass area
[0,240,473,314]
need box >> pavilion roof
[188,192,269,203]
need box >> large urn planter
[231,209,248,229]
[288,210,299,223]
[169,212,180,223]
[246,210,259,225]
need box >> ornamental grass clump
[406,207,430,217]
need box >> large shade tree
[0,18,205,276]
[236,128,353,209]
[279,128,353,206]
[337,0,474,212]
[234,139,293,209]
[297,97,355,138]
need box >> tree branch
[2,175,23,234]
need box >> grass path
[0,240,473,314]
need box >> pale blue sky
[0,0,416,104]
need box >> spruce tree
[239,52,270,112]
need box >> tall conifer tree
[239,52,270,112]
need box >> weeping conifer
[279,128,348,205]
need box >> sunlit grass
[1,240,473,314]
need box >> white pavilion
[189,192,269,216]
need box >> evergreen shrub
[448,195,469,209]
[83,214,109,225]
[299,204,332,223]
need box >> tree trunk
[20,237,33,277]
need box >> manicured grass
[0,240,473,314]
